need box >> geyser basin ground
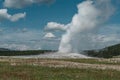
[12,52,90,59]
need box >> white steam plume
[59,0,114,53]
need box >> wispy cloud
[44,32,56,38]
[3,0,55,8]
[0,28,59,50]
[45,22,66,32]
[0,9,26,22]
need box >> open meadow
[0,57,120,80]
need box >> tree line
[0,50,56,56]
[85,44,120,58]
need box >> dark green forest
[85,44,120,58]
[0,50,54,56]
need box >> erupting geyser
[59,0,114,53]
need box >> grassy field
[1,57,120,65]
[0,62,120,80]
[60,58,120,65]
[0,58,120,80]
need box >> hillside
[85,44,120,58]
[0,48,10,51]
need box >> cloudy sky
[0,0,120,51]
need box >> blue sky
[1,0,82,29]
[0,0,120,50]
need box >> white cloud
[44,32,56,38]
[4,0,55,8]
[10,12,26,22]
[45,22,67,31]
[0,9,26,22]
[21,28,28,33]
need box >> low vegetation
[0,62,120,80]
[60,58,120,65]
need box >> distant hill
[0,48,10,51]
[85,43,120,58]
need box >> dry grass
[0,63,120,80]
[0,57,120,80]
